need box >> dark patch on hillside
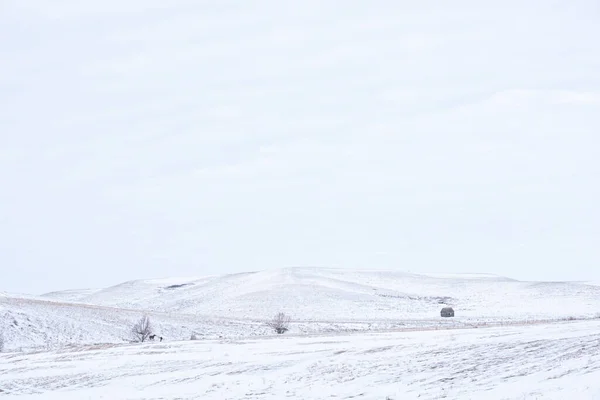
[164,283,194,290]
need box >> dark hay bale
[441,307,455,317]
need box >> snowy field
[1,320,599,399]
[2,268,600,398]
[3,268,600,352]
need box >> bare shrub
[131,315,153,343]
[0,332,4,352]
[267,312,291,334]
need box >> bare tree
[131,315,153,343]
[267,312,291,334]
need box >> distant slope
[42,267,600,321]
[42,288,100,302]
[0,294,268,352]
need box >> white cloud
[489,89,600,107]
[1,0,599,293]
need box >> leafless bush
[267,312,291,334]
[131,315,153,343]
[0,332,4,352]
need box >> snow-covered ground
[1,320,599,399]
[2,268,600,398]
[3,268,600,352]
[0,294,270,352]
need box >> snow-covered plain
[2,268,600,398]
[1,320,599,399]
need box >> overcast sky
[1,0,599,294]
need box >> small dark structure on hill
[441,307,455,318]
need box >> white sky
[1,0,599,294]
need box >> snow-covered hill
[41,267,600,321]
[0,294,269,352]
[3,268,600,352]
